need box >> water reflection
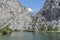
[0,32,60,40]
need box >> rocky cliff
[34,0,60,31]
[42,0,60,21]
[1,0,60,31]
[0,0,32,31]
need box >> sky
[17,0,46,12]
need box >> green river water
[0,32,60,40]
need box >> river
[0,32,60,40]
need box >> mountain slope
[0,0,32,30]
[42,0,60,21]
[34,0,60,31]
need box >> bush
[0,25,12,35]
[47,25,53,31]
[54,27,59,31]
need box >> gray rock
[34,0,60,31]
[0,0,32,30]
[42,0,60,21]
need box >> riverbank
[0,26,12,35]
[0,27,60,35]
[36,31,60,33]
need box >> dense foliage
[0,25,12,35]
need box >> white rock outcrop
[0,0,32,30]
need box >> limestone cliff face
[0,0,32,30]
[42,0,60,21]
[34,0,60,31]
[33,12,47,31]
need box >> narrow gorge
[0,0,60,32]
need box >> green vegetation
[0,25,12,35]
[54,27,59,31]
[47,25,53,31]
[40,24,46,31]
[35,23,59,33]
[39,25,59,32]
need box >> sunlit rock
[0,0,32,31]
